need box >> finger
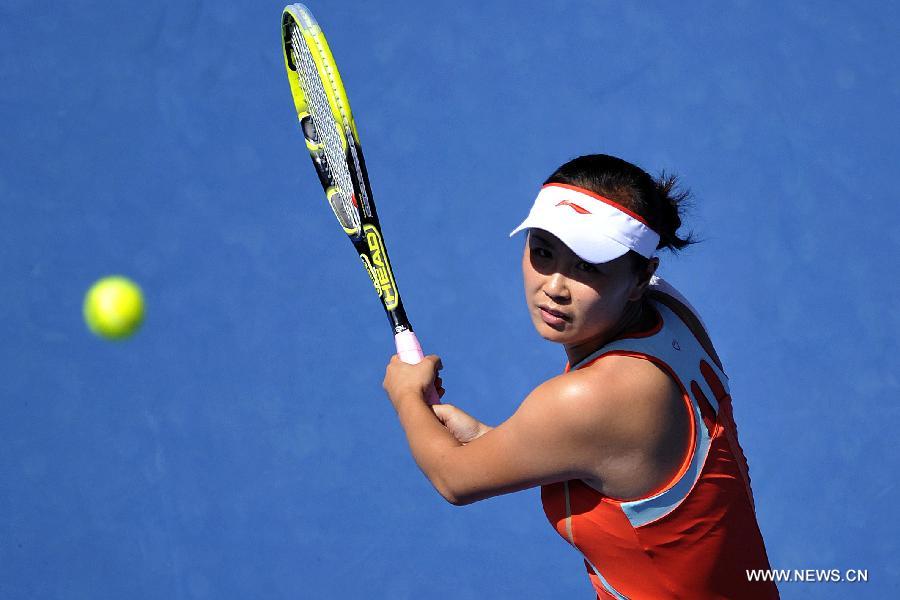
[437,387,445,398]
[431,403,452,423]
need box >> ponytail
[544,154,701,265]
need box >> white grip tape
[393,330,441,405]
[395,329,425,364]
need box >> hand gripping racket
[281,4,439,404]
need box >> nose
[542,272,570,302]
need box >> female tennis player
[382,154,779,599]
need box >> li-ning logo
[555,200,591,215]
[360,224,398,311]
[672,339,681,351]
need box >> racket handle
[394,330,441,405]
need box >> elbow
[447,492,476,507]
[441,491,474,507]
[442,493,465,507]
[433,478,475,507]
[425,448,480,506]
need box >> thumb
[424,354,443,371]
[431,403,455,424]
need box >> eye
[577,261,599,273]
[531,246,552,259]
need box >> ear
[628,257,659,302]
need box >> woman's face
[522,229,645,356]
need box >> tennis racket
[280,4,439,404]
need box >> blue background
[2,1,898,598]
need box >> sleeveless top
[540,278,779,599]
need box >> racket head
[281,4,408,324]
[281,3,363,238]
[280,4,436,403]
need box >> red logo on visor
[555,200,591,215]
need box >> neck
[565,299,648,368]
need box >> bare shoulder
[526,355,681,429]
[445,353,692,503]
[502,359,676,469]
[572,355,685,433]
[552,355,692,499]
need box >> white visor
[509,183,660,263]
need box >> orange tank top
[541,295,779,599]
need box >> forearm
[392,392,464,503]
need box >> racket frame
[281,4,438,403]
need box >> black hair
[544,154,700,271]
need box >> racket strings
[288,25,360,232]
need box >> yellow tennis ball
[83,276,145,340]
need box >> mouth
[538,304,569,327]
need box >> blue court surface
[1,1,897,598]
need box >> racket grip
[394,330,441,405]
